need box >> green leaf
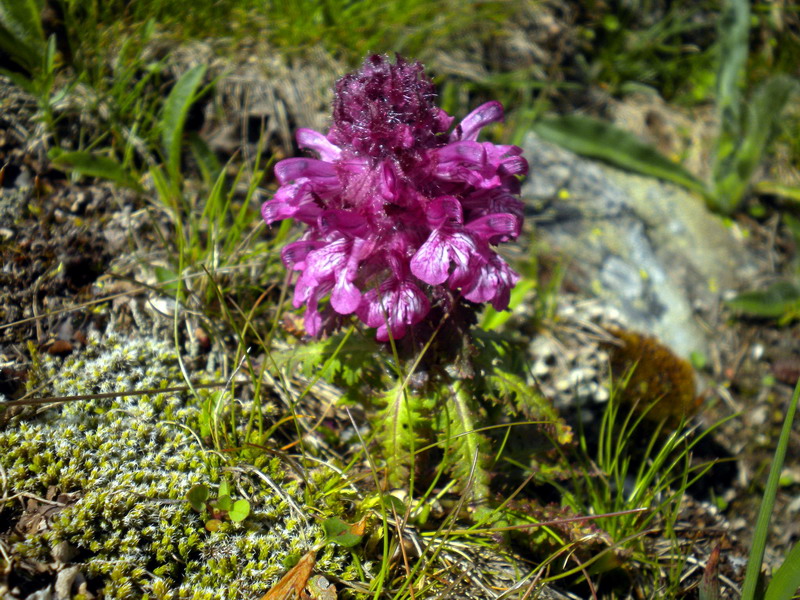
[218,478,230,498]
[741,378,800,600]
[725,280,800,319]
[187,484,209,512]
[765,538,800,600]
[48,149,143,192]
[160,64,207,182]
[188,131,221,187]
[204,518,222,532]
[532,114,707,195]
[216,495,232,512]
[440,381,491,503]
[481,278,534,332]
[322,517,363,548]
[228,499,250,523]
[0,67,36,94]
[715,0,750,139]
[375,384,433,488]
[0,0,46,73]
[382,493,407,516]
[713,75,800,213]
[755,181,800,203]
[154,266,181,294]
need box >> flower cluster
[263,54,527,341]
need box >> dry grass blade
[260,550,316,600]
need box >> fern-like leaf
[437,381,491,504]
[375,383,434,488]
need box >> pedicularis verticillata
[263,54,527,341]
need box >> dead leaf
[260,550,316,600]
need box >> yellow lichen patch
[604,327,701,427]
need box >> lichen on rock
[0,331,346,599]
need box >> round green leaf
[322,517,363,548]
[187,484,209,512]
[228,499,251,523]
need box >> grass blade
[713,75,800,213]
[741,378,800,600]
[49,149,143,192]
[725,280,800,319]
[160,63,207,182]
[0,0,45,73]
[715,0,749,137]
[532,114,707,195]
[765,538,800,600]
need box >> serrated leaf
[441,382,491,502]
[322,517,364,548]
[725,280,800,319]
[228,499,250,522]
[161,63,207,182]
[375,384,432,488]
[187,484,209,512]
[484,364,572,445]
[48,149,143,192]
[273,331,382,389]
[532,114,707,195]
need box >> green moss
[0,332,346,599]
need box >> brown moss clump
[604,327,700,427]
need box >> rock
[54,566,82,600]
[23,588,52,600]
[521,132,757,358]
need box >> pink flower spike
[262,54,527,340]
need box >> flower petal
[331,271,361,314]
[466,213,520,243]
[461,255,519,310]
[296,128,342,162]
[411,230,475,285]
[357,278,430,341]
[262,181,322,225]
[453,101,504,141]
[275,158,338,190]
[281,239,323,269]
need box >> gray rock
[54,566,83,600]
[521,132,757,358]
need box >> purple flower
[262,54,527,341]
